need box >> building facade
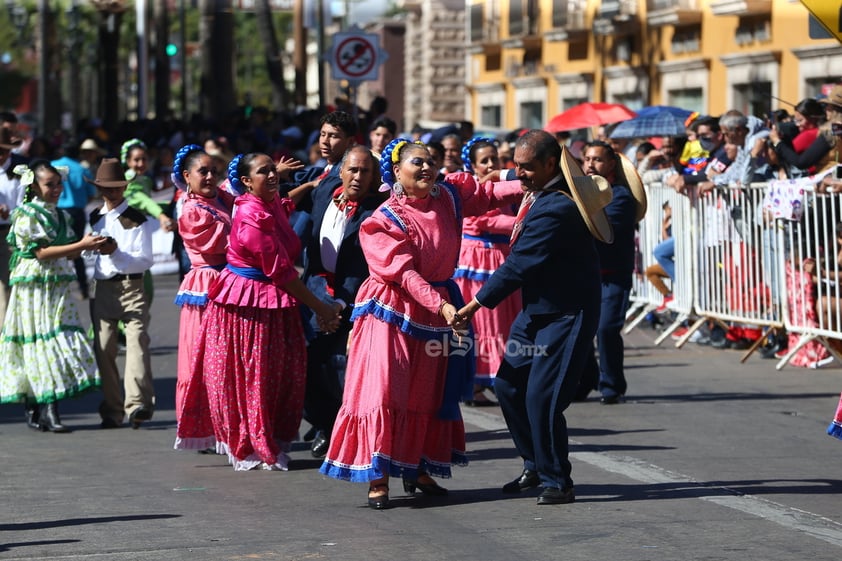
[467,0,842,133]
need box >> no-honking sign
[329,26,388,82]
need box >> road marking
[462,408,842,547]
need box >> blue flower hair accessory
[461,136,497,175]
[120,138,147,166]
[171,144,204,191]
[227,154,246,195]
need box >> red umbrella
[545,102,636,133]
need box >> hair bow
[12,164,34,187]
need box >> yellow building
[467,0,842,132]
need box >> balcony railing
[647,0,702,27]
[709,0,772,17]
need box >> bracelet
[439,301,449,316]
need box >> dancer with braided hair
[0,161,106,432]
[454,137,520,404]
[170,145,235,450]
[120,139,174,232]
[320,138,523,509]
[189,153,341,471]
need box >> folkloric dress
[453,182,520,386]
[320,173,522,483]
[173,190,234,450]
[191,192,306,471]
[0,199,100,404]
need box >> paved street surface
[2,274,842,560]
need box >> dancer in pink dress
[320,139,522,508]
[191,153,340,471]
[454,137,520,402]
[170,144,234,450]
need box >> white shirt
[90,200,155,279]
[319,198,349,274]
[0,159,24,226]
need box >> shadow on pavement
[0,513,181,532]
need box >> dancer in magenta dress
[320,139,522,508]
[454,137,520,399]
[170,144,234,450]
[191,153,340,471]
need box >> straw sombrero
[615,153,648,222]
[86,158,128,188]
[559,146,614,244]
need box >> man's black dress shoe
[600,394,622,405]
[100,417,121,429]
[537,486,575,505]
[502,469,540,493]
[129,406,153,429]
[311,430,329,458]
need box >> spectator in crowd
[440,133,464,174]
[0,161,105,432]
[190,153,339,470]
[300,145,381,458]
[89,158,157,429]
[772,86,842,177]
[368,117,396,159]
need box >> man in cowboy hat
[87,158,156,429]
[455,129,612,505]
[578,140,647,405]
[0,127,25,325]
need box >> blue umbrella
[633,105,693,120]
[609,109,689,139]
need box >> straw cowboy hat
[0,128,22,151]
[819,84,842,109]
[615,152,648,222]
[79,138,106,154]
[559,145,614,244]
[86,158,128,188]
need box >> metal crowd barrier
[626,172,842,370]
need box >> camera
[832,122,842,137]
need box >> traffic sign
[800,0,842,43]
[329,25,388,83]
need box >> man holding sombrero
[0,127,25,325]
[455,129,613,505]
[578,141,647,405]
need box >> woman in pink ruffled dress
[191,153,340,471]
[170,144,234,450]
[320,139,522,508]
[454,137,520,402]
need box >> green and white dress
[0,199,100,404]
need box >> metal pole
[68,0,80,134]
[180,0,187,121]
[293,0,306,108]
[136,0,148,119]
[317,0,325,109]
[37,0,47,136]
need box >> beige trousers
[92,277,154,423]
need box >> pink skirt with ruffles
[320,312,467,483]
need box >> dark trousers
[495,309,597,489]
[581,279,630,399]
[62,207,90,297]
[303,327,350,434]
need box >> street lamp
[5,1,29,45]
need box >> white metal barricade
[776,183,842,370]
[688,184,783,357]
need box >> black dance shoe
[502,469,540,493]
[537,486,575,505]
[403,475,448,496]
[367,484,390,510]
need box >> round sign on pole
[329,26,388,83]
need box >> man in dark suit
[456,130,613,505]
[301,145,382,457]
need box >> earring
[430,184,440,198]
[393,181,404,197]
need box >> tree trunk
[199,0,236,118]
[98,10,123,133]
[153,0,170,119]
[254,0,287,111]
[41,3,62,136]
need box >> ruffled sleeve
[361,212,445,314]
[178,200,230,265]
[10,204,52,253]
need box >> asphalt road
[1,273,841,560]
